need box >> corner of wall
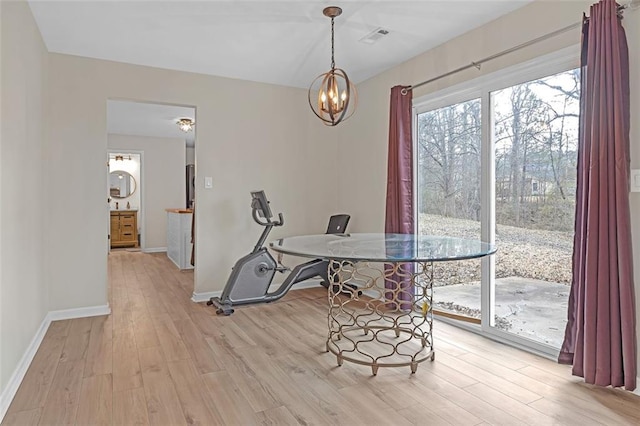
[0,304,110,422]
[0,316,50,421]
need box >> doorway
[108,152,143,250]
[106,99,197,288]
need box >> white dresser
[166,209,193,270]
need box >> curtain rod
[402,0,638,95]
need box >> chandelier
[308,6,357,126]
[177,117,195,132]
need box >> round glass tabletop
[269,233,496,263]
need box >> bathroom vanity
[110,210,138,248]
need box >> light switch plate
[204,177,213,189]
[631,170,640,192]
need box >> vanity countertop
[111,209,138,212]
[166,208,193,214]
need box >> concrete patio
[434,277,570,348]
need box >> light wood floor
[4,251,640,425]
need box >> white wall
[108,134,185,250]
[46,54,339,309]
[0,0,47,398]
[335,0,640,377]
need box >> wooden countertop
[111,209,138,213]
[165,208,193,214]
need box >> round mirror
[109,171,137,199]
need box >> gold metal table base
[326,260,434,375]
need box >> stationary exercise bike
[207,190,349,316]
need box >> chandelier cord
[330,17,335,70]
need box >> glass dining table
[270,233,496,375]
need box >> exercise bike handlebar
[252,208,284,227]
[251,209,283,254]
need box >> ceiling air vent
[359,27,390,44]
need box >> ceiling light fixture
[308,6,357,126]
[177,117,195,132]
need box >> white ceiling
[107,100,196,146]
[29,0,534,89]
[38,1,534,142]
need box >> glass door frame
[413,45,580,358]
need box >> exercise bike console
[207,190,349,315]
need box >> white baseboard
[0,315,50,421]
[191,291,221,303]
[633,378,640,396]
[47,304,111,321]
[0,303,111,422]
[143,247,167,253]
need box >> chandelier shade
[308,6,357,126]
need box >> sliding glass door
[490,69,579,348]
[414,49,580,355]
[416,98,482,324]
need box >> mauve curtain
[385,86,414,310]
[559,0,636,391]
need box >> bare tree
[417,68,579,233]
[417,99,481,219]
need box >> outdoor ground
[435,278,569,348]
[419,214,572,348]
[419,213,572,285]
